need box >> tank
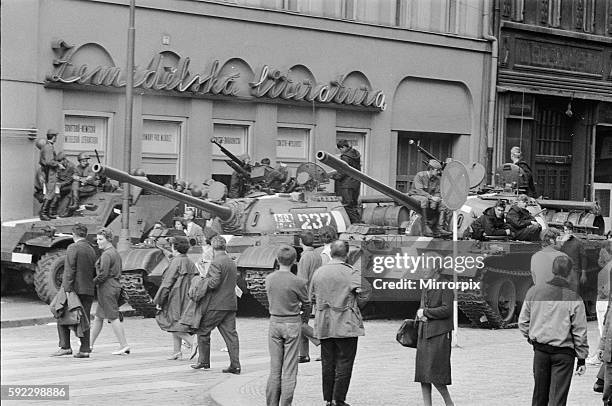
[0,186,178,304]
[317,151,606,328]
[93,164,350,313]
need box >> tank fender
[25,234,73,249]
[120,248,169,275]
[237,245,279,269]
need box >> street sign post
[440,160,470,347]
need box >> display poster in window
[212,124,248,157]
[63,116,106,153]
[142,120,180,155]
[277,128,309,160]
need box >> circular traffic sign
[440,160,470,210]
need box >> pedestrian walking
[191,236,241,373]
[311,240,365,406]
[296,231,322,363]
[592,231,612,390]
[153,236,199,360]
[519,255,589,406]
[414,266,455,406]
[51,223,97,358]
[265,245,310,406]
[597,298,612,405]
[90,228,130,355]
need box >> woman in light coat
[153,236,199,360]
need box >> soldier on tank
[228,153,252,198]
[38,129,66,221]
[506,194,542,241]
[510,146,537,197]
[56,151,76,199]
[409,159,451,237]
[67,152,98,213]
[331,140,361,224]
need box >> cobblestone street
[0,315,606,405]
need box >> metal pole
[118,0,135,252]
[452,210,459,347]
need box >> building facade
[1,0,493,221]
[493,0,612,230]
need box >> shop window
[276,126,311,177]
[212,121,251,185]
[396,132,454,192]
[141,117,183,184]
[63,113,110,164]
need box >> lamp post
[118,0,135,252]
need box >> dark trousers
[58,294,93,353]
[338,188,360,223]
[604,361,612,406]
[532,349,574,406]
[514,224,541,241]
[320,337,358,403]
[197,310,240,368]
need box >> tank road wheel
[120,272,157,318]
[34,249,66,303]
[485,277,517,325]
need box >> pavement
[0,292,137,328]
[0,293,607,405]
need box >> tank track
[244,269,270,310]
[120,273,157,318]
[457,266,531,329]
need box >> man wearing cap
[39,130,65,221]
[331,140,362,224]
[410,160,451,237]
[510,146,537,197]
[68,152,98,212]
[56,152,76,199]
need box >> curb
[209,371,267,406]
[0,309,140,328]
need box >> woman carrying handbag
[414,265,455,406]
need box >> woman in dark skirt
[153,236,199,360]
[90,228,130,355]
[415,266,454,406]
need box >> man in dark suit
[52,223,97,358]
[191,236,241,373]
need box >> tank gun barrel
[316,151,423,213]
[92,164,233,221]
[211,138,246,168]
[536,199,600,213]
[225,160,251,178]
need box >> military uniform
[409,160,450,237]
[38,135,62,220]
[332,147,361,223]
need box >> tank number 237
[274,213,333,230]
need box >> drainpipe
[482,0,498,184]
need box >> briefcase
[396,318,419,348]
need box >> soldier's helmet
[77,152,90,162]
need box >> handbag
[396,318,419,348]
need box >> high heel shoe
[167,351,182,360]
[112,346,131,355]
